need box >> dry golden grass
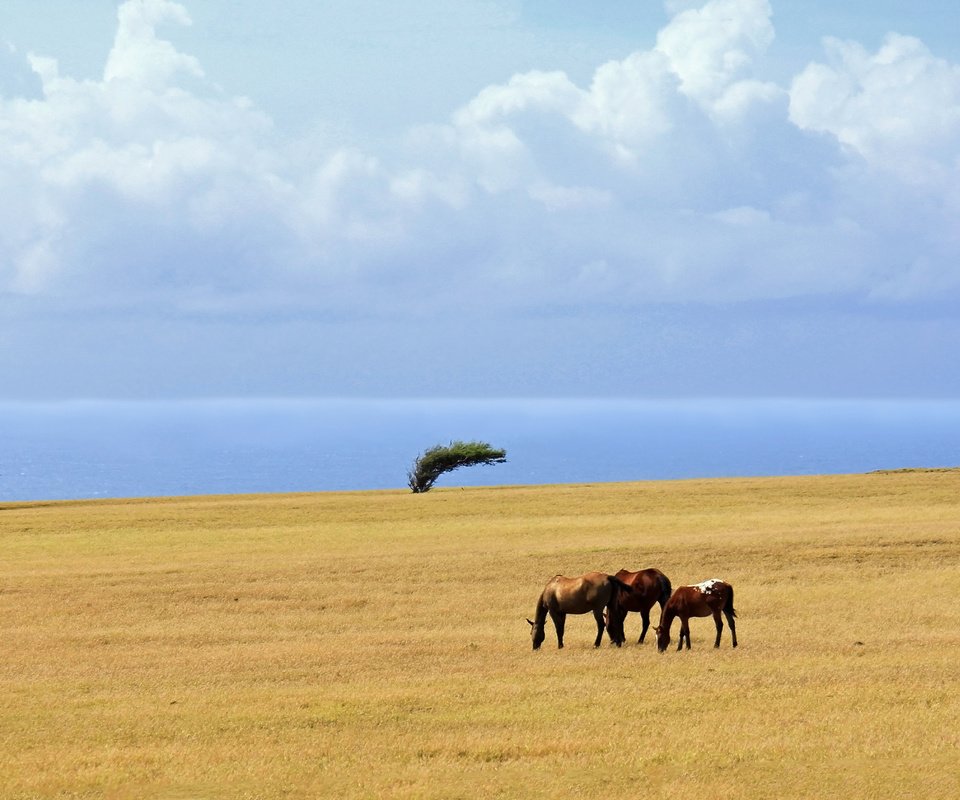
[2,470,959,799]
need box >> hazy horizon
[3,396,959,502]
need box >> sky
[1,0,959,400]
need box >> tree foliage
[407,440,507,493]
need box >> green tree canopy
[407,440,507,493]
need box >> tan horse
[655,578,738,652]
[527,572,631,650]
[607,567,672,645]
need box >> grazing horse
[655,578,738,652]
[527,572,631,650]
[607,567,672,645]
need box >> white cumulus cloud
[655,0,777,113]
[104,0,203,87]
[790,33,960,174]
[1,0,959,312]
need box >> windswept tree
[407,440,507,493]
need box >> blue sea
[1,398,958,502]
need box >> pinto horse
[607,568,672,645]
[655,578,737,652]
[527,572,631,650]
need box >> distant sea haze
[1,398,959,503]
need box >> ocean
[1,397,958,502]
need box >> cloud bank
[2,0,959,315]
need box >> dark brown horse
[606,567,672,645]
[655,578,738,652]
[527,572,631,650]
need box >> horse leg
[550,609,566,649]
[593,609,605,648]
[616,607,628,646]
[713,609,723,648]
[609,607,628,644]
[677,618,687,651]
[638,608,651,644]
[725,609,738,648]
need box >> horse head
[527,618,545,650]
[655,624,670,653]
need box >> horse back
[668,581,731,617]
[545,571,614,614]
[614,568,667,612]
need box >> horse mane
[533,595,548,627]
[657,602,677,640]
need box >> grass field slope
[2,470,959,798]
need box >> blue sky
[1,0,958,399]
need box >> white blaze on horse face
[692,578,724,595]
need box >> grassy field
[2,470,959,799]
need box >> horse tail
[657,572,672,608]
[600,577,629,615]
[725,585,737,619]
